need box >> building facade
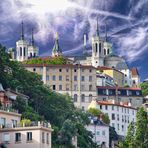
[86,118,109,148]
[97,86,143,108]
[88,100,137,137]
[24,64,97,111]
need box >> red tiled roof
[97,100,137,110]
[131,68,139,76]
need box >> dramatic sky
[0,0,148,80]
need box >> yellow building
[97,66,124,87]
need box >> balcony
[0,106,18,113]
[0,121,51,130]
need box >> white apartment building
[86,118,109,148]
[88,100,137,137]
[0,109,52,148]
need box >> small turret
[83,34,87,55]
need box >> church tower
[91,18,104,67]
[52,32,62,57]
[28,29,39,58]
[103,23,112,56]
[16,22,28,62]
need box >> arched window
[24,47,26,56]
[104,49,106,55]
[89,94,92,103]
[30,53,32,57]
[95,43,98,53]
[99,43,101,53]
[107,49,110,54]
[20,47,22,56]
[73,94,77,102]
[34,53,36,57]
[81,94,85,102]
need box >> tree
[120,107,148,148]
[88,108,110,124]
[135,107,148,148]
[0,44,97,147]
[140,82,148,96]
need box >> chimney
[128,102,131,106]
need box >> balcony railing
[0,121,51,129]
[0,106,18,113]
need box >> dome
[104,54,128,70]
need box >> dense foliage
[23,56,67,65]
[140,82,148,96]
[88,108,110,124]
[0,44,96,147]
[119,107,148,148]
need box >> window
[136,91,140,95]
[89,69,92,73]
[112,123,115,127]
[82,106,85,111]
[59,85,62,90]
[33,68,36,72]
[3,133,10,143]
[103,98,106,101]
[89,85,92,91]
[117,106,119,111]
[34,53,36,57]
[105,105,108,110]
[97,131,100,135]
[74,84,77,91]
[107,49,109,54]
[66,75,69,81]
[117,114,119,121]
[66,84,70,91]
[117,124,119,130]
[100,105,102,110]
[112,114,115,120]
[15,133,21,142]
[59,69,62,72]
[53,85,56,90]
[89,76,92,82]
[52,75,56,81]
[122,115,124,122]
[59,75,62,81]
[81,85,85,91]
[74,76,77,81]
[74,69,77,72]
[66,69,69,72]
[112,106,114,110]
[102,131,105,136]
[24,47,26,56]
[82,69,84,72]
[46,75,49,81]
[99,43,101,53]
[27,132,32,141]
[104,49,106,55]
[81,94,85,102]
[20,47,22,56]
[95,43,98,53]
[81,76,85,81]
[12,120,17,127]
[89,94,92,103]
[47,133,49,144]
[1,118,6,126]
[42,132,45,143]
[30,53,32,57]
[122,125,124,131]
[74,94,77,102]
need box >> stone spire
[105,22,108,42]
[20,21,24,40]
[52,32,62,56]
[31,28,34,46]
[96,17,99,37]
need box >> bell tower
[16,22,28,62]
[92,17,104,67]
[103,22,112,56]
[28,29,39,58]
